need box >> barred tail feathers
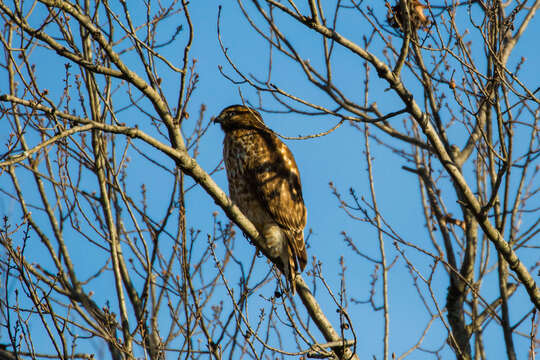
[282,230,306,294]
[280,244,297,294]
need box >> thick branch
[0,95,357,359]
[266,1,540,310]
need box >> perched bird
[387,0,430,31]
[215,105,307,293]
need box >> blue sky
[1,1,538,359]
[175,2,538,358]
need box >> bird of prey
[215,105,307,293]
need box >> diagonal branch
[264,0,540,309]
[0,94,358,359]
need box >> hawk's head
[214,105,266,132]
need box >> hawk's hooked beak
[213,114,224,125]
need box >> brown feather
[217,105,307,293]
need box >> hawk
[215,105,307,293]
[387,0,430,31]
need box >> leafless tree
[0,1,358,359]
[0,0,538,360]
[216,0,539,359]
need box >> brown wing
[246,131,307,270]
[247,132,306,230]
